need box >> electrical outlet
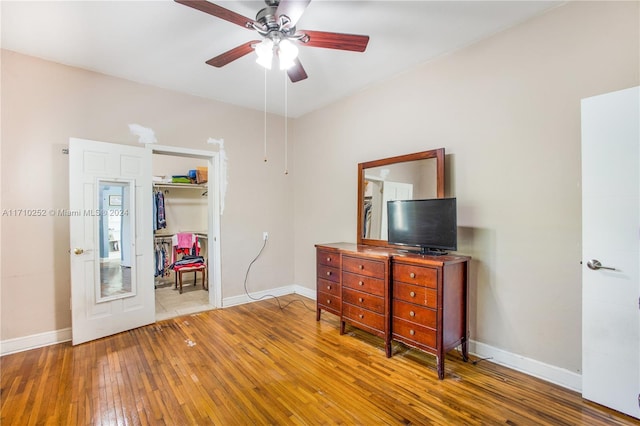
[263,232,269,241]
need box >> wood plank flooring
[1,295,638,425]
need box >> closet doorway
[150,145,221,321]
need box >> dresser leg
[316,308,321,321]
[461,338,469,362]
[437,357,445,380]
[340,321,346,335]
[385,341,392,358]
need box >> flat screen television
[387,198,457,255]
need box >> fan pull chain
[284,71,289,175]
[263,67,268,163]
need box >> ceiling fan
[175,0,370,83]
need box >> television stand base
[419,248,448,256]
[399,248,449,256]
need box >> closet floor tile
[155,279,211,321]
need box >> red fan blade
[299,30,369,52]
[205,40,259,67]
[175,0,254,29]
[276,0,311,27]
[287,57,308,83]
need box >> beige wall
[292,1,639,373]
[153,155,209,235]
[1,50,294,340]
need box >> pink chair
[174,263,207,294]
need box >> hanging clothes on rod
[154,239,171,278]
[154,190,167,230]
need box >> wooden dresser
[315,243,470,379]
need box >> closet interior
[153,153,212,320]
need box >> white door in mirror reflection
[99,180,134,300]
[363,180,413,240]
[380,182,413,240]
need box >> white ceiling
[1,1,562,117]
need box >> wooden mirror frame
[357,148,445,247]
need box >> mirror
[97,179,136,302]
[357,148,445,247]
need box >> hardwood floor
[1,295,638,425]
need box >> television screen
[387,198,457,255]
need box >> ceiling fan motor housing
[256,5,297,37]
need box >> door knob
[74,248,84,255]
[586,259,616,271]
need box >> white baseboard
[1,327,71,356]
[469,340,582,392]
[222,284,316,308]
[291,284,316,300]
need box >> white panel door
[581,86,639,419]
[380,181,414,240]
[69,138,154,345]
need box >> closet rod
[153,183,207,189]
[154,232,208,239]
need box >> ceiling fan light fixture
[277,38,299,70]
[255,39,274,69]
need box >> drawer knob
[409,329,415,336]
[327,299,331,304]
[358,281,364,286]
[410,272,416,278]
[409,311,415,317]
[359,314,364,319]
[326,271,332,276]
[326,257,331,262]
[358,297,364,303]
[327,285,331,290]
[359,265,364,270]
[410,291,416,297]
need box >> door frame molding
[149,144,222,309]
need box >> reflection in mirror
[357,148,445,247]
[98,180,135,302]
[363,159,437,240]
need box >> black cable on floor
[243,238,316,312]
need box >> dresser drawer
[393,263,437,288]
[342,255,385,278]
[393,282,437,309]
[317,278,340,297]
[343,288,384,314]
[343,303,385,331]
[317,250,340,268]
[393,300,436,329]
[317,292,341,315]
[317,264,340,283]
[343,272,385,297]
[392,317,436,349]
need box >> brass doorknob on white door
[74,248,84,255]
[586,259,616,271]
